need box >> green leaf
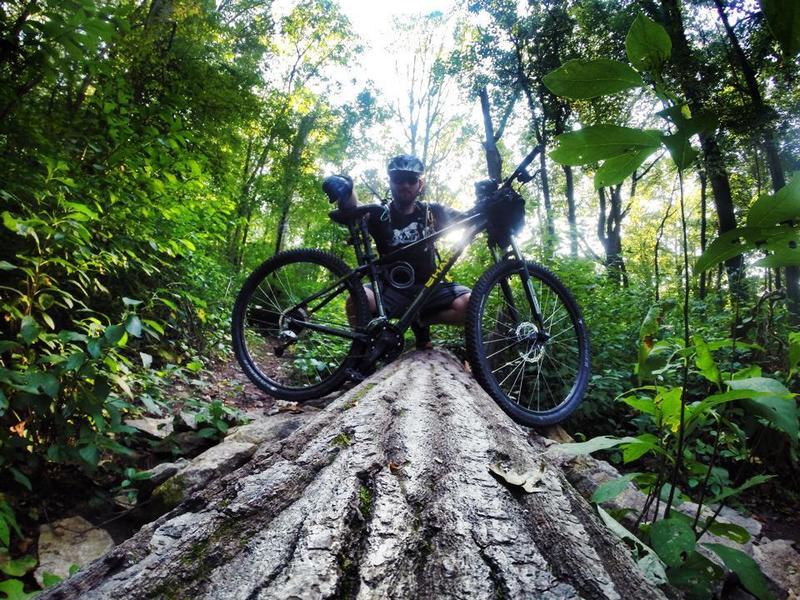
[25,371,59,398]
[747,173,800,228]
[542,59,643,99]
[625,14,672,72]
[695,227,759,272]
[546,435,640,456]
[728,377,793,396]
[19,316,41,344]
[649,518,696,567]
[122,297,143,307]
[0,553,37,577]
[593,148,656,189]
[65,351,86,371]
[104,324,125,344]
[591,473,641,503]
[550,125,662,166]
[759,0,800,57]
[661,132,698,171]
[78,444,99,466]
[0,261,16,271]
[42,572,62,588]
[9,468,31,492]
[693,335,721,387]
[622,434,662,462]
[704,520,751,544]
[666,550,724,600]
[93,376,110,401]
[0,519,8,546]
[708,474,774,505]
[125,315,142,338]
[743,395,799,439]
[703,543,774,600]
[0,341,20,354]
[87,338,102,359]
[0,578,37,600]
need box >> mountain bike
[231,146,590,426]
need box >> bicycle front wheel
[465,260,590,427]
[231,249,369,401]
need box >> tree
[388,11,470,201]
[40,352,668,600]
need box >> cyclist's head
[387,154,425,208]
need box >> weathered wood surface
[43,350,667,599]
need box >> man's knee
[453,292,470,313]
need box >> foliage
[542,11,796,597]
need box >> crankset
[347,320,404,381]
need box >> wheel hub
[515,321,545,363]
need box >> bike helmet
[387,154,424,175]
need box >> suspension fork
[508,237,546,330]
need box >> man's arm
[431,203,465,229]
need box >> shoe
[411,322,433,350]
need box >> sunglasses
[390,173,420,185]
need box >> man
[324,154,470,349]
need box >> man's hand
[322,175,358,209]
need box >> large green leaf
[759,0,800,57]
[727,377,797,439]
[542,59,643,99]
[594,148,656,189]
[708,474,774,505]
[591,472,641,503]
[546,435,639,456]
[19,316,41,344]
[625,14,672,72]
[747,173,800,228]
[755,228,800,267]
[649,518,696,567]
[695,227,759,272]
[550,125,662,166]
[666,551,723,600]
[703,543,774,600]
[693,335,721,387]
[0,578,37,600]
[743,396,799,440]
[0,552,37,577]
[661,132,698,171]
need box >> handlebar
[500,144,543,189]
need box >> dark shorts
[371,280,471,319]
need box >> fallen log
[43,350,668,599]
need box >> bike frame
[282,144,548,347]
[282,208,545,344]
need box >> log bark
[42,351,668,600]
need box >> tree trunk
[699,171,708,299]
[274,112,317,255]
[564,167,577,258]
[598,186,627,286]
[42,352,668,600]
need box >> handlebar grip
[322,174,353,204]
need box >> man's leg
[421,292,471,326]
[346,286,376,326]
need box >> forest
[0,0,798,597]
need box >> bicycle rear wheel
[465,260,590,426]
[231,249,369,401]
